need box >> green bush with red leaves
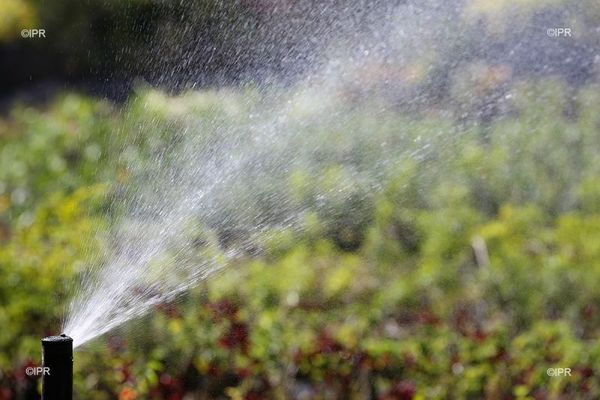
[76,204,598,400]
[2,79,600,399]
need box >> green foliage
[0,0,36,41]
[0,185,106,387]
[0,94,117,219]
[2,80,600,398]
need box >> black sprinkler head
[41,334,73,400]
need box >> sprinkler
[41,334,73,400]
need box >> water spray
[41,334,73,400]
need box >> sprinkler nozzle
[41,334,73,400]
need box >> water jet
[41,334,73,400]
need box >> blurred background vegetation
[2,0,600,399]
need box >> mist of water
[62,0,594,348]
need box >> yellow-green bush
[3,81,600,398]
